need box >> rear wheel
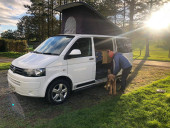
[46,79,71,104]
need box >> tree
[19,0,60,42]
[144,0,169,57]
[17,16,39,41]
[164,28,170,58]
[1,30,15,39]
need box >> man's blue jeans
[121,66,132,91]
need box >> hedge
[0,39,28,52]
[0,39,8,52]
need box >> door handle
[89,58,94,60]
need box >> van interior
[94,37,113,80]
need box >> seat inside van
[94,37,113,80]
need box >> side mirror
[69,49,81,56]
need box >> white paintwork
[12,52,59,69]
[67,56,95,87]
[69,49,81,55]
[8,34,133,98]
[8,69,45,97]
[67,37,96,89]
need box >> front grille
[10,65,24,76]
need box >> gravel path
[0,57,14,63]
[133,60,170,68]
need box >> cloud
[0,25,17,34]
[0,0,31,26]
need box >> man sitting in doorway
[108,50,132,93]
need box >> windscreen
[34,35,74,55]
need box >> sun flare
[146,2,170,30]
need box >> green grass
[0,76,170,128]
[30,76,170,128]
[133,49,170,61]
[28,45,34,51]
[0,52,25,58]
[132,40,170,61]
[0,62,11,70]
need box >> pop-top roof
[55,2,122,35]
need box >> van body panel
[66,37,96,88]
[12,52,59,69]
[8,34,133,99]
[8,69,46,97]
[46,55,66,68]
[67,57,95,86]
[42,65,70,97]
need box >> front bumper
[8,69,45,97]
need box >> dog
[104,69,116,95]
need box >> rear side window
[116,39,132,53]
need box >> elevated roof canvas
[55,2,122,35]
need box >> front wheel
[46,79,71,104]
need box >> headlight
[24,68,46,77]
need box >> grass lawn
[30,76,170,128]
[2,76,168,128]
[0,52,25,58]
[32,76,170,128]
[132,40,170,62]
[0,65,170,128]
[133,49,170,62]
[0,62,11,70]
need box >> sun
[146,2,170,30]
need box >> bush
[0,39,28,52]
[0,39,8,52]
[0,52,25,58]
[147,120,161,128]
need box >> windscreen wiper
[32,51,42,54]
[43,53,59,55]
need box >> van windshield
[34,35,74,55]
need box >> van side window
[69,38,92,58]
[94,37,113,50]
[116,39,132,53]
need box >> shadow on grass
[127,57,148,86]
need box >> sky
[0,0,31,34]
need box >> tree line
[1,0,169,42]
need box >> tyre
[46,79,71,104]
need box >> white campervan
[8,34,133,104]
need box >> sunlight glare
[146,2,170,30]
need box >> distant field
[132,40,170,62]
